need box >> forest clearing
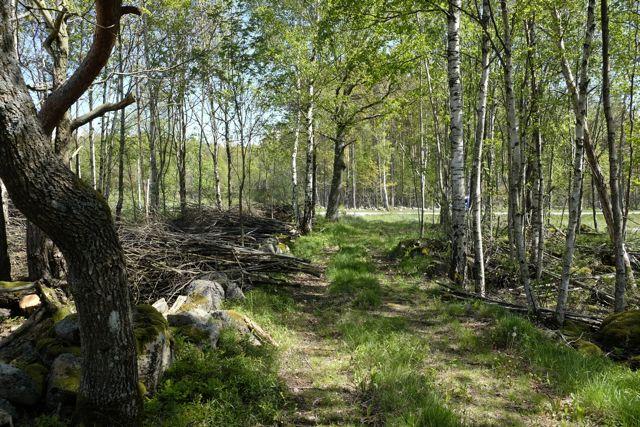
[2,0,640,425]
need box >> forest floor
[190,216,637,426]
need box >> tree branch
[37,0,137,135]
[70,93,136,131]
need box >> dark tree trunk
[0,1,142,423]
[325,126,347,222]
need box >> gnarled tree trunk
[0,1,141,422]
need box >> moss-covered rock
[598,310,640,356]
[46,353,81,410]
[576,340,604,357]
[23,363,48,396]
[133,304,169,354]
[134,304,173,393]
[54,313,80,344]
[35,336,81,362]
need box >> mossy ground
[142,214,640,426]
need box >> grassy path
[148,216,639,426]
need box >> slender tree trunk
[292,76,301,221]
[418,64,426,237]
[501,0,537,311]
[208,93,223,210]
[302,83,315,233]
[526,19,545,281]
[0,179,10,281]
[351,142,357,209]
[552,5,636,288]
[556,0,595,325]
[115,35,126,223]
[424,60,449,230]
[470,0,490,295]
[89,87,97,190]
[223,100,233,209]
[602,0,627,312]
[447,0,466,285]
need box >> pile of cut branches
[121,209,319,304]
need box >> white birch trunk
[447,0,466,285]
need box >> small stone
[0,363,40,405]
[18,294,41,314]
[0,308,10,319]
[152,298,169,314]
[54,314,80,344]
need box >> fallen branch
[435,281,603,329]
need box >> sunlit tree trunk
[0,179,10,281]
[302,81,315,233]
[501,0,537,311]
[208,92,223,210]
[525,19,545,281]
[424,59,449,230]
[292,75,301,221]
[447,0,466,285]
[470,0,490,296]
[556,0,595,324]
[602,0,627,311]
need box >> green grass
[292,218,461,425]
[142,213,639,426]
[144,331,288,426]
[486,311,640,425]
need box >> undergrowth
[144,330,288,426]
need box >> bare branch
[70,93,136,131]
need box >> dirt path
[270,220,572,426]
[278,274,361,425]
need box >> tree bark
[325,124,348,222]
[447,0,466,285]
[501,0,537,311]
[115,35,127,223]
[470,0,491,295]
[556,0,595,325]
[0,1,141,423]
[292,76,301,221]
[601,0,627,312]
[525,19,545,281]
[302,82,315,233]
[552,4,636,288]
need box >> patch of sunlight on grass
[486,311,640,425]
[333,310,461,426]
